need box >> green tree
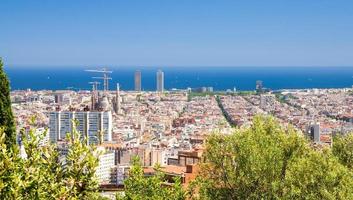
[284,149,353,199]
[192,115,353,200]
[332,134,353,170]
[0,127,23,199]
[19,125,65,199]
[117,157,185,200]
[62,121,100,199]
[0,58,16,148]
[0,119,103,199]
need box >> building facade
[95,147,116,183]
[256,80,263,92]
[48,111,112,144]
[134,70,142,91]
[156,70,164,92]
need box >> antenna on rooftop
[85,68,112,92]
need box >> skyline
[1,0,353,67]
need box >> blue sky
[1,0,353,66]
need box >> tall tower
[134,70,142,91]
[156,70,164,92]
[256,80,263,92]
[115,83,121,114]
[89,81,100,111]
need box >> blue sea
[4,66,353,91]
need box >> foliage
[0,127,23,199]
[332,134,353,170]
[284,149,353,199]
[187,92,214,101]
[187,91,256,101]
[191,115,353,200]
[117,157,185,200]
[216,95,235,127]
[0,58,16,149]
[62,120,100,199]
[0,120,101,199]
[274,93,286,103]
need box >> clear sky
[1,0,353,67]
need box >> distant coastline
[5,66,353,91]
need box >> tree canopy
[117,157,185,200]
[0,58,16,148]
[191,115,353,200]
[0,121,102,199]
[332,133,353,170]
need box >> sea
[4,66,353,91]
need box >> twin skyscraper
[134,69,164,92]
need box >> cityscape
[8,67,353,198]
[1,0,353,199]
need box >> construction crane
[92,76,112,92]
[85,68,113,92]
[88,81,101,91]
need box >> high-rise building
[48,111,112,144]
[156,70,164,92]
[113,83,121,114]
[309,123,320,143]
[134,70,141,91]
[256,80,263,92]
[54,93,64,104]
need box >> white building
[95,147,116,183]
[55,143,115,184]
[48,111,112,144]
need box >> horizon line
[5,64,353,68]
